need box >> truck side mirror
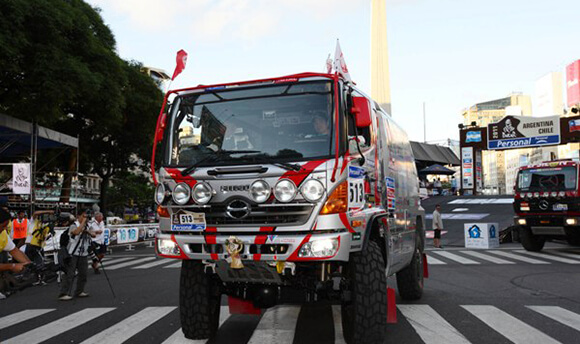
[350,96,372,128]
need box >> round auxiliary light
[558,191,566,197]
[155,184,168,205]
[274,179,297,203]
[172,183,191,205]
[526,192,533,198]
[192,182,213,204]
[250,180,271,203]
[300,179,325,202]
[550,191,558,197]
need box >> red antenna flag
[171,49,188,81]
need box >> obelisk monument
[371,0,392,115]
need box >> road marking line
[3,308,114,344]
[0,309,55,329]
[397,304,471,344]
[81,307,176,344]
[164,261,183,268]
[541,250,580,261]
[161,306,230,344]
[105,257,157,270]
[331,305,347,344]
[87,257,134,266]
[247,305,301,344]
[527,306,580,331]
[462,305,561,344]
[429,251,480,265]
[460,251,515,264]
[426,254,447,265]
[132,258,173,269]
[514,250,580,264]
[486,251,550,264]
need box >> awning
[0,113,78,157]
[410,141,460,166]
[419,164,456,175]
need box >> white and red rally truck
[514,160,580,251]
[151,72,425,344]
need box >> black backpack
[59,229,70,248]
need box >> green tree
[0,0,163,212]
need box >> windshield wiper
[180,150,260,176]
[273,162,301,171]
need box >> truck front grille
[201,202,314,226]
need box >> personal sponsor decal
[488,115,560,150]
[352,232,361,241]
[386,177,396,210]
[348,166,365,209]
[171,210,206,231]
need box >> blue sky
[88,0,580,142]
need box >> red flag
[171,49,188,81]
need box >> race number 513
[349,179,364,208]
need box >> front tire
[519,226,545,251]
[396,244,424,300]
[180,260,221,339]
[341,240,387,344]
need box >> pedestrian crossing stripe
[3,304,580,344]
[77,248,580,271]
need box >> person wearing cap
[0,207,31,298]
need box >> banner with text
[487,115,560,150]
[461,147,474,190]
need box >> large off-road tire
[341,240,387,344]
[396,243,424,300]
[519,226,545,251]
[566,234,580,246]
[180,260,221,339]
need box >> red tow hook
[387,287,397,324]
[423,253,429,278]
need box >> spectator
[58,209,100,301]
[11,210,28,248]
[25,211,55,266]
[451,176,458,195]
[434,178,442,196]
[0,207,31,299]
[90,212,106,274]
[432,204,444,249]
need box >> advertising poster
[488,115,560,150]
[566,59,580,107]
[12,163,31,194]
[461,147,474,190]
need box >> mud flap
[423,253,429,278]
[387,287,397,324]
[228,296,261,315]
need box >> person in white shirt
[90,212,106,274]
[432,204,444,248]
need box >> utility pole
[423,102,426,143]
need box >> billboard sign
[566,60,580,107]
[487,115,560,150]
[466,131,482,143]
[461,147,474,190]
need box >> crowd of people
[0,207,107,300]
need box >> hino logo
[221,185,250,192]
[539,200,549,210]
[226,199,251,219]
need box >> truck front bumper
[515,216,579,236]
[155,230,352,262]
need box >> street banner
[461,147,474,190]
[566,59,580,107]
[171,49,188,81]
[12,163,31,194]
[334,40,352,83]
[116,227,139,244]
[487,115,560,150]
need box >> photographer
[58,209,101,301]
[90,212,106,274]
[0,208,31,299]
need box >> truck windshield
[516,166,578,191]
[166,81,334,167]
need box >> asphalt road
[2,196,580,344]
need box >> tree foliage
[0,0,163,212]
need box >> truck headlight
[274,179,297,203]
[566,218,577,226]
[250,180,271,203]
[517,219,527,225]
[192,183,212,204]
[155,184,169,205]
[172,183,190,205]
[298,237,340,258]
[157,238,181,256]
[300,179,325,202]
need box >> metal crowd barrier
[43,223,159,253]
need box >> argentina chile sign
[487,115,560,150]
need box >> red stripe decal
[279,159,326,187]
[164,167,198,188]
[206,235,217,244]
[259,226,275,232]
[312,221,318,231]
[339,213,356,233]
[210,253,219,260]
[253,254,261,261]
